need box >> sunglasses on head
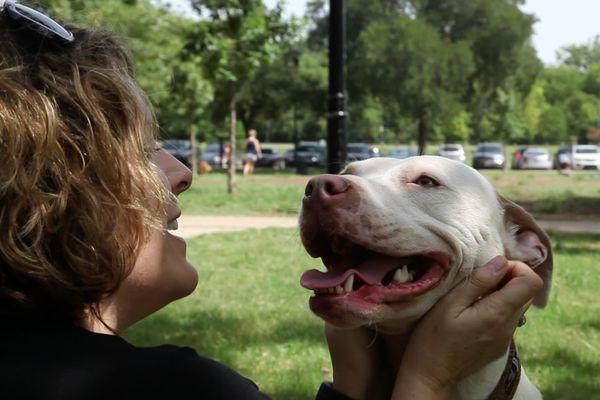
[1,0,73,42]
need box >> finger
[480,261,543,313]
[440,256,509,312]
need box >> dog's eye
[415,175,439,187]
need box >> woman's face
[117,148,197,320]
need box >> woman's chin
[171,263,199,300]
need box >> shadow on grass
[126,308,324,361]
[549,232,600,255]
[528,347,600,400]
[520,196,600,216]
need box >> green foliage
[41,0,212,139]
[583,62,600,95]
[539,67,585,104]
[558,35,600,72]
[564,92,600,142]
[37,0,600,145]
[522,84,547,142]
[184,0,294,126]
[538,105,568,143]
[356,15,474,151]
[444,111,471,142]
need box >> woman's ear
[498,195,553,308]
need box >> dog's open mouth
[300,232,450,303]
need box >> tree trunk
[228,96,237,194]
[418,113,428,155]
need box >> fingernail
[486,256,506,275]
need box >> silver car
[472,143,505,169]
[438,144,466,163]
[516,147,553,170]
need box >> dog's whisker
[366,324,378,349]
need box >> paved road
[177,215,297,237]
[177,215,600,238]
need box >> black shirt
[0,319,353,400]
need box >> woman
[243,128,262,175]
[0,3,543,399]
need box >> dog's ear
[498,195,553,308]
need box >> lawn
[124,229,600,400]
[181,169,600,218]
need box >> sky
[172,0,600,65]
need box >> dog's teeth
[335,285,343,294]
[393,268,406,283]
[328,287,334,294]
[343,274,354,292]
[393,266,413,283]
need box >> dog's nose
[304,175,350,202]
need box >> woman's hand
[392,256,544,399]
[325,323,393,400]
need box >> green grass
[180,172,307,215]
[124,229,600,400]
[183,169,600,218]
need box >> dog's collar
[487,340,521,400]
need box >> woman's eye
[145,146,161,157]
[415,176,438,187]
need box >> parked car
[388,147,418,159]
[200,143,224,167]
[200,143,242,170]
[513,147,552,170]
[572,145,600,170]
[256,147,286,170]
[346,143,380,161]
[162,139,193,167]
[438,144,466,163]
[293,141,327,166]
[472,143,505,169]
[555,145,600,170]
[283,148,295,166]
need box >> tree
[522,84,547,143]
[538,105,568,143]
[357,16,474,153]
[414,0,539,141]
[41,0,212,140]
[558,35,600,72]
[538,67,584,104]
[305,0,540,146]
[583,62,600,96]
[564,92,599,143]
[184,0,292,193]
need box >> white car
[567,145,600,170]
[438,144,466,163]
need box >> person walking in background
[222,141,232,169]
[243,129,262,175]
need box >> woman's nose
[169,162,192,195]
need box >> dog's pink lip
[305,254,450,305]
[307,263,448,321]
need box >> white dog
[299,156,552,400]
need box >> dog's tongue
[300,254,405,289]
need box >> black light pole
[327,0,347,174]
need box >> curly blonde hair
[0,15,168,321]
